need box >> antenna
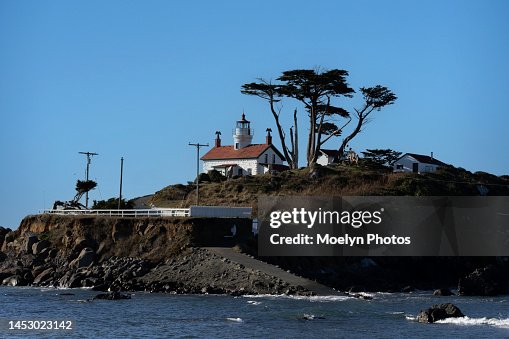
[78,151,98,208]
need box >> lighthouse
[201,113,288,177]
[233,113,253,150]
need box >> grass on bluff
[148,162,509,209]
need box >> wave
[436,316,509,328]
[405,315,509,328]
[242,294,353,302]
[226,317,243,322]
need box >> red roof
[201,144,284,161]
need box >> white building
[201,114,288,177]
[393,152,446,174]
[316,149,341,166]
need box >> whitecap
[436,316,509,328]
[226,317,243,322]
[241,294,352,302]
[247,300,261,305]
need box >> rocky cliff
[2,209,509,296]
[0,214,309,295]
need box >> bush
[208,170,226,183]
[198,173,211,183]
[92,198,134,209]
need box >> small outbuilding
[393,152,446,174]
[316,149,341,166]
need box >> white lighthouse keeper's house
[201,113,288,177]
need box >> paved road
[204,247,343,296]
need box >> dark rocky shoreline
[0,219,312,295]
[1,216,509,297]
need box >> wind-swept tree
[276,69,355,166]
[361,149,402,167]
[73,180,97,205]
[242,69,397,167]
[53,179,97,210]
[240,81,299,169]
[338,86,397,157]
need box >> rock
[33,268,55,285]
[93,291,131,300]
[37,247,51,260]
[32,240,51,255]
[24,235,38,254]
[417,303,465,323]
[2,275,27,287]
[67,274,85,288]
[0,226,12,248]
[70,248,96,268]
[458,265,508,296]
[401,286,414,293]
[299,314,326,320]
[0,251,7,262]
[433,288,454,296]
[349,293,373,300]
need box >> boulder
[417,303,465,323]
[0,226,12,248]
[24,235,39,254]
[1,231,16,252]
[66,274,84,288]
[458,265,509,296]
[33,268,55,285]
[433,288,454,296]
[2,275,27,287]
[93,291,131,300]
[70,247,96,268]
[32,240,51,255]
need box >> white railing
[40,208,190,218]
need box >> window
[396,164,403,170]
[238,168,243,176]
[235,143,239,149]
[247,168,252,175]
[264,154,268,163]
[272,154,276,163]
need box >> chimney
[266,128,272,145]
[215,131,221,147]
[431,151,434,160]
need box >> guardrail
[41,206,253,218]
[40,208,191,217]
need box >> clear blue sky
[1,0,508,229]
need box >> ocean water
[0,287,508,338]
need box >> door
[412,163,419,173]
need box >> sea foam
[436,316,509,328]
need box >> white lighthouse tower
[233,113,253,150]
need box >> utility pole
[118,157,124,210]
[188,142,209,205]
[78,151,98,209]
